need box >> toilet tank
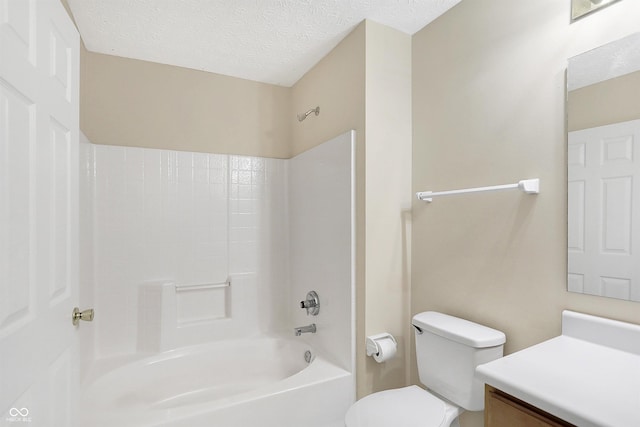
[412,312,505,412]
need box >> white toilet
[345,311,506,427]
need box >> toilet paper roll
[372,337,397,363]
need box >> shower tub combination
[80,132,356,426]
[80,336,353,427]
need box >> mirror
[567,32,640,301]
[571,0,622,21]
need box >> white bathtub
[80,335,354,427]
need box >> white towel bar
[416,179,539,203]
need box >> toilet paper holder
[366,332,397,357]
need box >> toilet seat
[345,385,461,427]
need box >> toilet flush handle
[412,324,423,334]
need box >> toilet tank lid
[412,312,506,348]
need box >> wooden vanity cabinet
[484,385,576,427]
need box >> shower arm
[297,106,320,122]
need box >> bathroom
[2,0,640,426]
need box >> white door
[568,119,640,301]
[1,0,79,425]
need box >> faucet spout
[294,323,316,336]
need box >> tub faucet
[294,323,316,336]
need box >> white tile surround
[80,132,354,368]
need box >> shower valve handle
[300,300,317,309]
[299,291,320,316]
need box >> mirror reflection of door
[568,120,640,301]
[567,32,640,302]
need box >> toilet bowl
[345,385,463,427]
[345,312,505,427]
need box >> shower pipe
[297,106,320,122]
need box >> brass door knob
[72,307,94,326]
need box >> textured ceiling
[67,0,461,87]
[568,32,640,91]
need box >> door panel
[0,81,34,335]
[0,0,79,425]
[568,119,640,301]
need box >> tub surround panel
[88,143,288,357]
[84,134,354,377]
[289,131,355,372]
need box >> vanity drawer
[485,385,576,427]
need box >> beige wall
[412,1,640,426]
[568,70,640,131]
[362,21,412,395]
[290,24,366,157]
[81,49,291,158]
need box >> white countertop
[476,311,640,427]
